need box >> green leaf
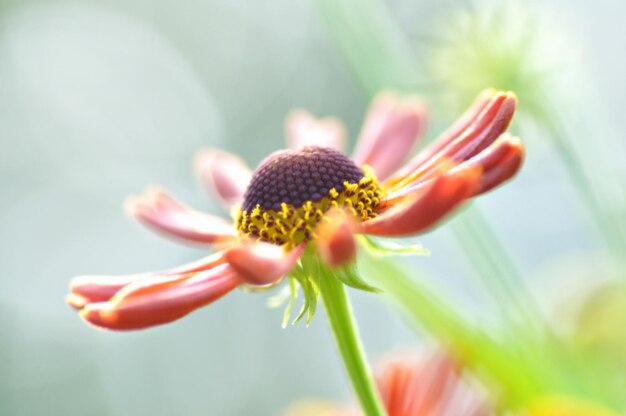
[359,235,430,257]
[292,275,318,325]
[335,262,382,293]
[281,276,298,329]
[305,276,320,325]
[287,263,321,326]
[292,274,311,325]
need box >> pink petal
[375,351,491,416]
[126,187,237,245]
[66,293,90,310]
[384,135,524,204]
[68,252,228,307]
[450,133,525,195]
[69,274,148,307]
[79,264,242,331]
[316,210,358,268]
[224,242,304,285]
[194,148,252,209]
[352,91,428,181]
[362,168,480,237]
[386,90,515,190]
[401,89,495,168]
[285,109,347,152]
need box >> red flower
[67,89,523,330]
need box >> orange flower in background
[283,350,493,416]
[66,89,523,330]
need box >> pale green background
[0,0,624,415]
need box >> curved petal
[126,187,237,245]
[352,91,428,181]
[79,263,242,330]
[316,210,358,268]
[376,351,491,416]
[384,134,525,204]
[68,252,228,308]
[378,352,455,415]
[451,133,525,195]
[386,90,516,190]
[362,167,480,237]
[401,89,495,169]
[194,148,252,209]
[224,242,304,286]
[285,109,347,152]
[68,274,146,309]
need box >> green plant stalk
[358,249,541,408]
[360,249,626,411]
[318,261,387,416]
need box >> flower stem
[318,262,387,416]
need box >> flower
[283,349,493,416]
[67,89,523,330]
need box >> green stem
[318,264,387,416]
[360,249,626,410]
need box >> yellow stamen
[236,168,383,249]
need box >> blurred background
[0,0,624,415]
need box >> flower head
[67,89,524,330]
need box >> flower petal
[224,242,304,286]
[194,148,252,209]
[126,187,237,245]
[362,167,480,237]
[386,90,515,190]
[79,263,241,330]
[67,252,228,308]
[316,210,359,268]
[376,351,491,416]
[384,134,525,204]
[378,352,455,415]
[401,89,495,168]
[352,91,428,181]
[68,274,146,308]
[451,133,525,195]
[285,109,347,152]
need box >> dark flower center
[242,146,365,212]
[236,146,382,247]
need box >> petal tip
[66,293,88,310]
[192,148,219,174]
[317,210,358,268]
